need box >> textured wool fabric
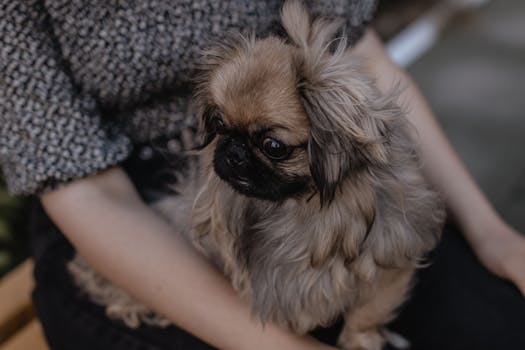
[0,0,377,196]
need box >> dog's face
[197,20,393,205]
[201,38,313,201]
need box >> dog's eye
[261,138,290,160]
[211,115,226,134]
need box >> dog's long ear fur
[193,35,251,150]
[281,1,394,205]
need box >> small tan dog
[188,1,445,349]
[69,1,445,349]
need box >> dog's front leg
[338,269,413,350]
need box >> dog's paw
[338,328,385,350]
[382,329,410,350]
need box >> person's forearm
[40,167,332,350]
[352,30,503,245]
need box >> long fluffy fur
[68,2,445,349]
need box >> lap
[389,226,525,350]
[30,198,525,349]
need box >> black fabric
[388,226,525,350]
[121,137,190,202]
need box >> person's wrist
[463,211,512,250]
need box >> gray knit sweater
[0,0,377,196]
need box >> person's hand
[470,219,525,296]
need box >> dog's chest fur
[190,173,389,333]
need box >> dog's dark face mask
[212,128,310,201]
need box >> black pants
[30,146,525,349]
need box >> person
[1,1,524,349]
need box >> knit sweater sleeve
[0,1,132,196]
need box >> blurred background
[375,0,525,232]
[0,0,524,277]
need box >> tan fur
[67,2,445,349]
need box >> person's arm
[40,166,334,350]
[352,30,525,295]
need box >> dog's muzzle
[224,137,249,167]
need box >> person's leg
[389,225,525,350]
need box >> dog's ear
[282,0,393,205]
[301,80,392,205]
[193,36,247,150]
[195,104,219,150]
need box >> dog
[185,1,445,348]
[69,1,445,349]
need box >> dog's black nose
[226,142,248,166]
